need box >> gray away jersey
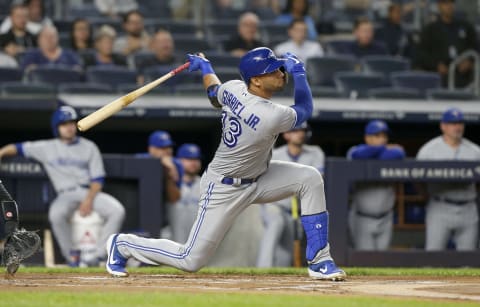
[416,136,480,200]
[208,80,297,178]
[20,137,105,192]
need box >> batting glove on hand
[283,52,306,75]
[187,53,214,75]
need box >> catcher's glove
[3,228,41,277]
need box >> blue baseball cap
[441,107,464,123]
[176,143,202,159]
[148,130,174,148]
[365,120,389,135]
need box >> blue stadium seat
[261,22,289,45]
[1,82,56,97]
[362,56,411,81]
[86,66,137,88]
[368,87,424,100]
[58,83,114,94]
[391,71,441,95]
[324,40,354,55]
[207,54,240,69]
[26,66,84,85]
[334,72,385,98]
[306,56,357,87]
[0,67,23,82]
[426,88,476,101]
[174,36,212,54]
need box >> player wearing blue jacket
[347,120,405,250]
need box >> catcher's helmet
[239,47,286,85]
[51,106,78,137]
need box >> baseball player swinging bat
[77,62,190,132]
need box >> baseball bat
[77,62,190,132]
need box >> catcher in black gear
[1,180,41,277]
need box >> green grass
[3,267,479,307]
[1,291,478,307]
[18,266,480,277]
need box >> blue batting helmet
[51,106,78,137]
[239,47,286,85]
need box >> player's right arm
[187,53,222,109]
[0,144,18,159]
[283,53,313,128]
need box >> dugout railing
[325,158,480,267]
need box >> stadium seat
[324,40,354,55]
[145,20,197,35]
[174,83,206,96]
[334,72,385,98]
[391,71,441,95]
[0,67,23,82]
[426,88,476,101]
[207,54,240,70]
[205,20,237,48]
[58,83,114,94]
[142,65,195,91]
[138,0,171,19]
[117,83,172,95]
[26,66,84,85]
[368,87,424,100]
[1,81,56,97]
[362,56,411,81]
[261,22,289,45]
[67,4,102,19]
[174,36,212,54]
[306,56,357,87]
[132,51,156,71]
[86,66,137,88]
[311,86,344,98]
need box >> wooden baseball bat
[77,62,190,132]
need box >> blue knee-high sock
[301,211,329,262]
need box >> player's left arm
[283,53,313,127]
[187,53,222,109]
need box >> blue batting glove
[283,52,305,75]
[187,54,215,75]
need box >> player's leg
[48,193,81,262]
[251,160,345,281]
[350,213,376,250]
[256,205,285,267]
[374,212,394,251]
[425,201,452,250]
[91,192,125,259]
[107,174,256,276]
[453,204,478,251]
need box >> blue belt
[221,177,258,186]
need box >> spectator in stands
[137,29,177,72]
[0,52,18,67]
[347,120,405,251]
[0,3,37,58]
[346,17,388,58]
[275,0,318,40]
[21,25,81,71]
[274,19,324,62]
[0,0,53,35]
[224,12,264,57]
[375,3,410,57]
[113,10,150,56]
[82,25,126,68]
[69,18,93,51]
[416,108,480,251]
[415,0,478,88]
[95,0,138,19]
